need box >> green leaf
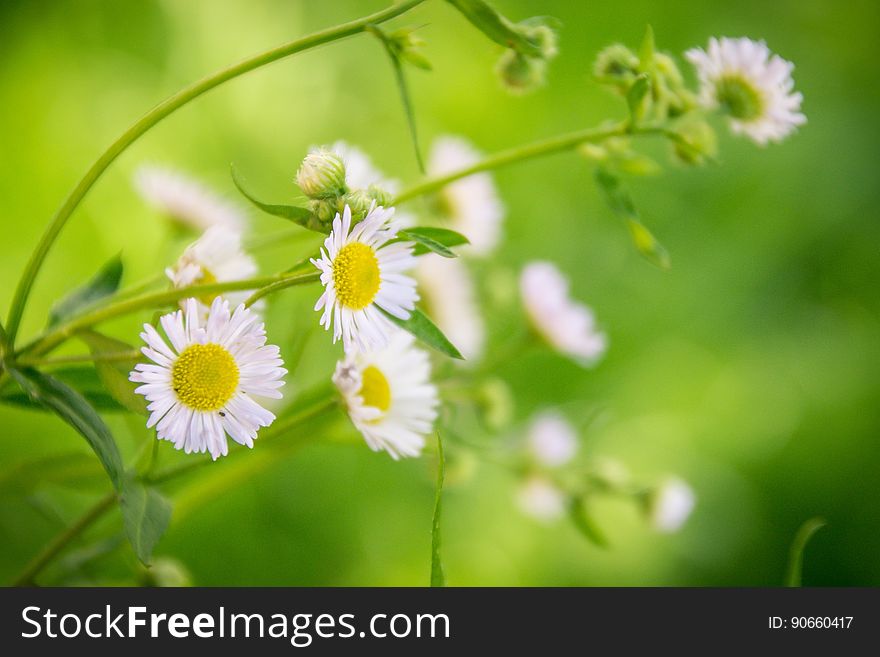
[369,25,425,174]
[9,368,124,491]
[79,331,145,415]
[0,366,128,412]
[569,496,609,548]
[430,433,446,587]
[638,24,655,68]
[230,165,314,228]
[0,453,107,497]
[785,517,826,587]
[594,167,671,270]
[380,307,464,360]
[398,227,469,257]
[120,479,172,565]
[48,254,123,327]
[626,74,651,122]
[445,0,544,57]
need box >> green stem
[4,0,427,347]
[17,271,320,358]
[393,122,627,203]
[16,350,142,368]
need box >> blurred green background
[1,0,878,586]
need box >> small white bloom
[520,261,607,367]
[650,478,696,533]
[130,298,286,460]
[685,37,805,145]
[517,477,566,522]
[312,204,418,353]
[527,411,578,467]
[416,254,485,362]
[428,136,504,256]
[166,226,259,318]
[134,166,247,232]
[333,331,439,460]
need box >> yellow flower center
[171,343,239,411]
[196,268,219,306]
[359,365,391,415]
[332,242,381,310]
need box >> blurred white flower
[416,254,485,362]
[520,261,607,367]
[312,204,417,353]
[130,298,286,460]
[166,226,259,318]
[334,331,439,460]
[330,140,400,194]
[650,477,696,533]
[527,411,578,467]
[134,165,247,232]
[428,136,504,256]
[517,477,566,522]
[686,37,805,145]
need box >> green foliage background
[1,0,878,586]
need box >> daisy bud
[296,148,347,200]
[671,120,718,166]
[496,22,558,95]
[593,43,641,90]
[645,477,696,533]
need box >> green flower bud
[671,120,718,166]
[296,148,347,200]
[594,44,640,89]
[496,50,548,95]
[308,196,344,229]
[366,183,394,207]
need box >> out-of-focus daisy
[416,254,485,362]
[527,411,578,467]
[330,140,400,194]
[130,298,286,460]
[134,165,247,232]
[685,37,805,145]
[520,261,607,367]
[333,331,439,459]
[166,226,259,318]
[428,136,504,256]
[312,204,417,353]
[517,477,566,522]
[649,477,696,533]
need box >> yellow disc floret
[172,343,239,411]
[359,365,391,414]
[332,242,381,310]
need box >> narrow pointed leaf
[569,496,609,548]
[785,517,826,587]
[638,24,655,67]
[445,0,544,57]
[626,74,651,122]
[0,367,127,412]
[9,368,124,491]
[430,433,446,587]
[231,165,313,227]
[79,331,145,415]
[120,479,172,565]
[380,307,464,359]
[398,227,468,257]
[48,254,123,327]
[626,219,671,270]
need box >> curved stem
[5,0,426,347]
[17,271,320,358]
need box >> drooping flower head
[685,37,805,145]
[130,298,286,460]
[166,225,259,318]
[333,331,439,460]
[428,136,504,256]
[312,204,418,353]
[416,254,485,362]
[527,411,579,468]
[520,261,607,367]
[134,166,247,232]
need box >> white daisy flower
[134,165,247,232]
[333,331,439,460]
[165,226,259,318]
[516,477,566,522]
[520,261,607,367]
[428,136,504,256]
[416,254,485,362]
[685,37,805,145]
[527,411,578,468]
[649,477,696,533]
[130,298,286,460]
[312,204,418,353]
